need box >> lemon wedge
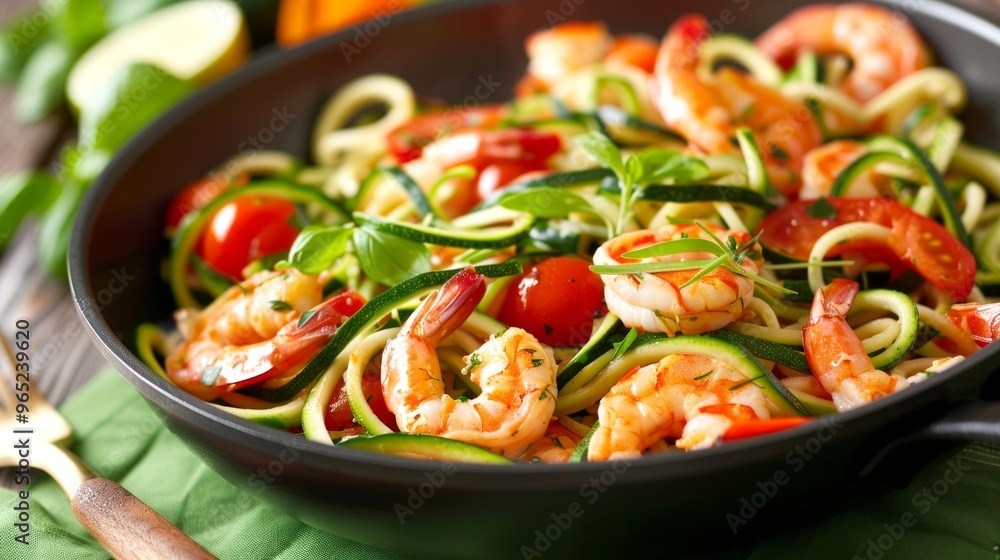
[67,0,249,111]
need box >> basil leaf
[575,132,626,182]
[624,155,644,185]
[36,179,89,281]
[0,171,60,251]
[0,8,52,84]
[286,225,352,274]
[14,39,76,123]
[518,221,581,255]
[637,150,710,184]
[55,0,106,52]
[79,63,192,154]
[499,188,595,219]
[353,226,431,286]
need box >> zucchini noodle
[960,181,987,232]
[697,34,784,87]
[915,304,979,356]
[312,74,415,167]
[747,297,781,329]
[212,150,298,180]
[150,11,1000,463]
[807,223,891,294]
[301,333,371,444]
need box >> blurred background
[0,0,446,406]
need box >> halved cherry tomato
[166,177,226,229]
[425,128,562,171]
[165,174,250,229]
[757,198,975,301]
[498,256,607,347]
[387,105,508,164]
[198,196,300,279]
[325,372,398,432]
[476,160,549,200]
[722,417,813,441]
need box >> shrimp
[800,140,884,200]
[755,3,931,102]
[947,302,1000,347]
[803,278,906,411]
[381,267,558,458]
[519,420,581,463]
[652,14,821,194]
[517,22,659,96]
[167,270,364,400]
[519,22,613,95]
[587,354,771,461]
[593,223,762,336]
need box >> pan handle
[856,398,1000,478]
[920,399,1000,445]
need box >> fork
[0,333,216,559]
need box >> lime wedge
[67,0,249,111]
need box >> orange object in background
[277,0,422,46]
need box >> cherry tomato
[426,128,562,171]
[387,105,507,164]
[198,196,300,279]
[165,174,249,229]
[165,177,228,229]
[498,256,607,347]
[476,160,549,200]
[325,373,398,432]
[757,198,975,301]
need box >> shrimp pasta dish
[139,4,1000,464]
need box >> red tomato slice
[198,196,300,279]
[498,256,607,347]
[387,105,508,164]
[476,160,549,200]
[757,198,975,301]
[325,373,398,432]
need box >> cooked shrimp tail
[382,266,558,458]
[947,302,1000,346]
[803,279,904,410]
[411,268,486,345]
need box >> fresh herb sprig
[589,222,794,295]
[574,132,708,236]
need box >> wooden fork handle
[71,478,217,560]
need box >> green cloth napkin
[2,368,999,559]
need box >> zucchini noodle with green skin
[138,7,1000,464]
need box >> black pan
[69,1,1000,558]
